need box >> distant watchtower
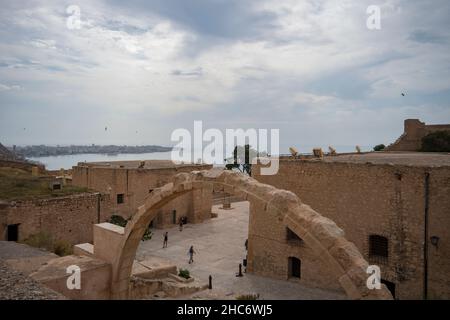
[386,119,450,151]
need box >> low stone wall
[129,277,162,299]
[132,258,177,279]
[30,255,112,300]
[129,276,207,299]
[0,193,112,244]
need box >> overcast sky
[0,0,449,152]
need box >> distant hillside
[0,167,89,200]
[0,143,17,160]
[13,145,173,157]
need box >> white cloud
[29,39,57,49]
[0,0,449,147]
[0,83,22,91]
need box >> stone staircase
[385,132,406,151]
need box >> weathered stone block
[338,274,362,300]
[309,216,345,250]
[160,183,174,198]
[328,238,365,272]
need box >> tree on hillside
[225,145,259,176]
[421,131,450,152]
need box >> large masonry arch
[88,169,392,300]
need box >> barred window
[369,235,388,259]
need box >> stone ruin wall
[253,160,450,299]
[0,193,112,245]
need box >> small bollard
[236,263,243,277]
[209,275,212,289]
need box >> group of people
[162,228,196,264]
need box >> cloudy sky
[0,0,449,152]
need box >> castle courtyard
[136,201,346,300]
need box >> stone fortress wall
[71,160,213,228]
[386,119,450,151]
[253,156,450,299]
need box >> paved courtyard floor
[136,201,346,300]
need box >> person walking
[179,218,183,232]
[163,232,168,248]
[188,245,196,264]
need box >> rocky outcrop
[0,260,65,300]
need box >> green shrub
[142,228,152,241]
[21,232,72,256]
[53,240,73,256]
[178,268,190,279]
[421,131,450,152]
[109,215,152,241]
[109,215,128,227]
[373,144,386,151]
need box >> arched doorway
[88,169,392,300]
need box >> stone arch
[103,169,392,300]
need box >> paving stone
[136,202,346,300]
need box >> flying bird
[105,126,108,131]
[401,93,406,96]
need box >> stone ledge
[132,257,177,279]
[168,273,195,283]
[73,243,94,257]
[94,222,125,235]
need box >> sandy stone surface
[0,260,65,300]
[136,202,346,300]
[0,241,56,260]
[0,241,58,275]
[0,241,65,299]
